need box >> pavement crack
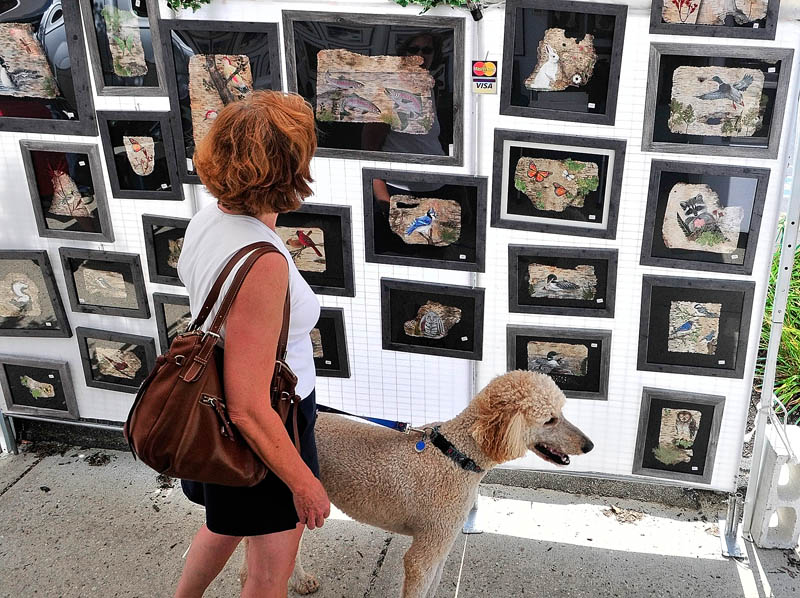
[364,536,393,598]
[0,457,44,498]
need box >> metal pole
[741,90,800,539]
[0,412,17,455]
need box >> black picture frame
[381,278,484,361]
[640,160,770,275]
[506,324,611,400]
[362,168,487,272]
[0,355,79,419]
[0,0,97,135]
[642,43,794,159]
[19,139,114,243]
[142,214,189,286]
[491,129,625,239]
[97,110,183,200]
[275,203,355,297]
[283,10,465,166]
[632,386,725,485]
[638,275,755,378]
[648,0,780,40]
[159,19,283,184]
[58,247,150,319]
[508,245,617,318]
[313,307,350,378]
[76,326,156,394]
[79,0,167,96]
[0,250,71,338]
[153,292,191,354]
[500,0,627,126]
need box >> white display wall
[0,0,798,492]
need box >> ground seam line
[363,536,392,598]
[0,457,44,498]
[453,534,469,598]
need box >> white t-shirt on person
[177,202,320,398]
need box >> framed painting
[76,327,156,394]
[500,0,627,125]
[508,245,617,318]
[633,387,725,484]
[153,292,191,353]
[0,355,78,419]
[159,19,282,183]
[97,110,183,200]
[638,275,755,378]
[649,0,780,40]
[640,160,770,275]
[142,214,189,286]
[312,307,350,378]
[58,247,150,319]
[0,0,96,135]
[275,203,355,297]
[642,43,793,159]
[491,129,625,239]
[0,250,71,338]
[284,10,465,165]
[381,278,484,361]
[507,324,611,400]
[362,168,487,272]
[19,140,114,243]
[79,0,166,96]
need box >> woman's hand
[291,475,331,530]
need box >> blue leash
[316,404,411,433]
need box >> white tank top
[177,203,320,398]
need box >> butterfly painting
[528,163,551,182]
[514,157,599,212]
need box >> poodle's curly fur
[244,370,593,598]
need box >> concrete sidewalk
[1,446,798,598]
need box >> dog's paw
[291,573,320,595]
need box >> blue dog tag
[414,440,426,453]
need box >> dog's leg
[422,557,448,598]
[289,534,320,595]
[402,534,455,598]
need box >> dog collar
[428,426,484,474]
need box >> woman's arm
[223,252,330,529]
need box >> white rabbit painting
[524,28,597,92]
[529,45,560,90]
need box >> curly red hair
[193,90,317,215]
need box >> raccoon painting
[677,194,718,237]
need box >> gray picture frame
[314,307,350,378]
[648,0,779,40]
[632,386,725,485]
[362,168,487,272]
[79,0,168,96]
[0,0,97,136]
[142,214,189,286]
[153,292,190,354]
[491,129,625,239]
[0,355,79,420]
[640,159,770,275]
[96,109,184,200]
[283,10,465,166]
[500,0,627,126]
[506,324,611,401]
[0,250,72,338]
[508,245,618,318]
[637,275,755,378]
[159,19,283,184]
[641,43,794,159]
[381,278,485,361]
[19,139,114,243]
[76,326,156,394]
[58,247,150,319]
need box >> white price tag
[692,466,699,471]
[63,111,75,118]
[590,343,598,348]
[186,158,193,170]
[731,254,740,260]
[160,183,169,190]
[459,254,467,260]
[588,215,596,221]
[753,22,759,28]
[461,336,469,342]
[78,161,86,166]
[718,360,726,365]
[135,0,141,6]
[768,67,776,73]
[596,298,604,304]
[587,102,596,109]
[48,374,55,379]
[45,322,52,327]
[78,298,85,303]
[324,360,332,365]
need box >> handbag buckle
[202,330,221,343]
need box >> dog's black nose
[582,440,594,453]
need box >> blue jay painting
[405,208,436,244]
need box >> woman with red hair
[173,91,330,598]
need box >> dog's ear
[471,411,529,464]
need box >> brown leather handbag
[123,241,301,487]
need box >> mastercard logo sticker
[472,61,497,77]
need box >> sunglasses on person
[406,45,434,55]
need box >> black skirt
[181,390,320,537]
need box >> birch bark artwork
[667,300,721,354]
[310,328,323,358]
[47,170,92,218]
[123,136,155,176]
[654,408,701,466]
[94,346,142,380]
[528,264,597,300]
[388,195,461,246]
[80,268,127,300]
[164,303,191,341]
[524,29,597,92]
[668,66,764,137]
[514,157,599,212]
[275,227,326,273]
[0,23,60,98]
[188,54,254,147]
[661,183,744,254]
[527,341,588,376]
[404,301,461,339]
[0,273,42,318]
[316,49,435,134]
[19,375,55,399]
[661,0,768,25]
[101,6,148,77]
[166,238,183,269]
